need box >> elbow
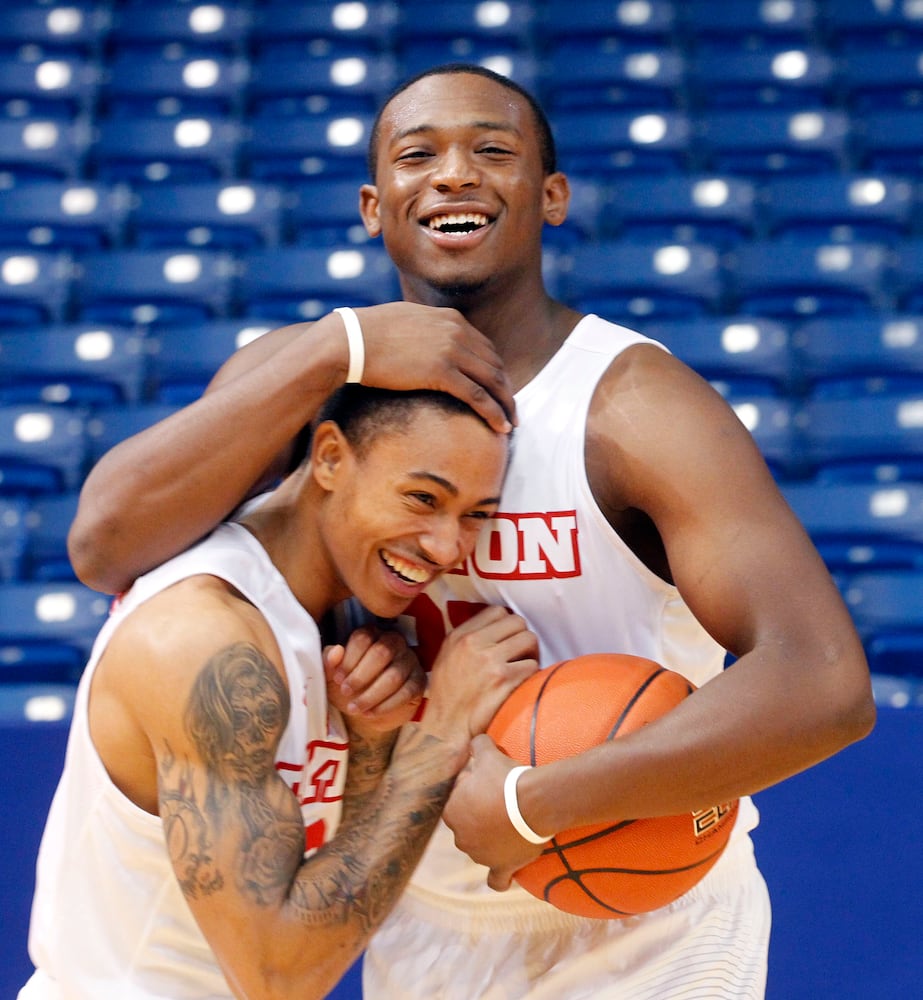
[826,649,877,751]
[67,507,132,595]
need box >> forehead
[379,73,538,144]
[359,407,508,490]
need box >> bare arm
[69,304,516,594]
[99,587,537,999]
[445,346,875,884]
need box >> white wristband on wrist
[334,306,365,384]
[503,765,552,845]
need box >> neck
[402,278,583,392]
[239,472,344,621]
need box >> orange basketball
[486,653,738,919]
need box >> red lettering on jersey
[305,819,326,853]
[466,511,581,580]
[299,738,348,804]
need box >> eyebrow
[392,120,521,144]
[408,471,501,507]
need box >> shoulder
[100,575,283,720]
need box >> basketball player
[20,385,539,999]
[66,66,875,998]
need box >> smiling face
[359,71,569,307]
[313,403,508,619]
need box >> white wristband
[503,765,552,845]
[334,306,364,384]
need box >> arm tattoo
[161,641,302,905]
[160,641,456,936]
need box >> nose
[431,146,480,192]
[419,516,464,569]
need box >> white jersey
[397,313,760,910]
[21,523,348,1000]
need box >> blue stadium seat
[90,114,241,183]
[839,46,923,109]
[0,249,71,324]
[726,239,888,318]
[73,249,233,325]
[150,318,280,403]
[394,2,535,44]
[0,324,147,406]
[558,240,724,323]
[243,112,372,181]
[85,402,182,465]
[129,181,284,250]
[538,1,677,43]
[889,239,923,313]
[823,1,923,49]
[238,245,399,320]
[0,117,87,180]
[678,0,818,45]
[552,108,692,176]
[0,580,109,681]
[841,570,923,677]
[288,177,370,247]
[687,45,835,108]
[782,480,923,573]
[694,108,850,176]
[248,52,398,117]
[0,497,28,582]
[0,4,109,54]
[793,314,923,390]
[108,2,252,52]
[0,404,86,495]
[24,491,79,581]
[0,181,126,250]
[603,174,757,247]
[250,2,399,54]
[0,53,99,119]
[642,315,793,396]
[761,174,914,245]
[853,109,923,174]
[101,50,248,118]
[543,42,684,111]
[799,390,923,482]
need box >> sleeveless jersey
[400,313,759,908]
[22,523,348,1000]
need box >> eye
[465,509,493,521]
[408,491,436,507]
[396,148,432,161]
[479,144,514,156]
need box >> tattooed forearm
[287,733,457,932]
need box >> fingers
[332,627,423,714]
[353,304,518,433]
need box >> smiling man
[20,385,538,1000]
[65,65,874,999]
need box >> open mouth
[426,212,490,235]
[380,549,431,585]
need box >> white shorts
[363,835,771,1000]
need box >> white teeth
[382,551,430,584]
[428,212,489,232]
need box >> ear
[310,421,353,492]
[359,183,382,238]
[542,171,571,228]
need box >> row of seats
[8,239,923,325]
[3,173,923,253]
[6,312,923,406]
[7,41,923,120]
[3,2,923,55]
[5,106,923,183]
[8,379,923,496]
[4,544,923,680]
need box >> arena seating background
[0,2,920,996]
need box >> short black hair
[319,385,494,457]
[367,62,557,180]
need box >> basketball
[486,653,739,920]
